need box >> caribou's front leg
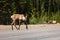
[24,21,28,30]
[26,23,28,30]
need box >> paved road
[0,28,60,40]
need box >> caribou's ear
[25,15,27,18]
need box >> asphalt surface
[0,28,60,40]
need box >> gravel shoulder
[0,24,60,31]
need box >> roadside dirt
[0,24,60,31]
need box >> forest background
[0,0,60,25]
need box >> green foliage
[0,0,60,24]
[29,14,37,24]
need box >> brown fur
[11,14,28,30]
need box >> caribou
[11,14,28,30]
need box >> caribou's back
[11,14,27,21]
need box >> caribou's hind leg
[14,21,18,30]
[11,20,18,30]
[11,20,16,30]
[17,20,21,30]
[18,20,22,30]
[11,21,14,30]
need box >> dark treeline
[0,0,60,25]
